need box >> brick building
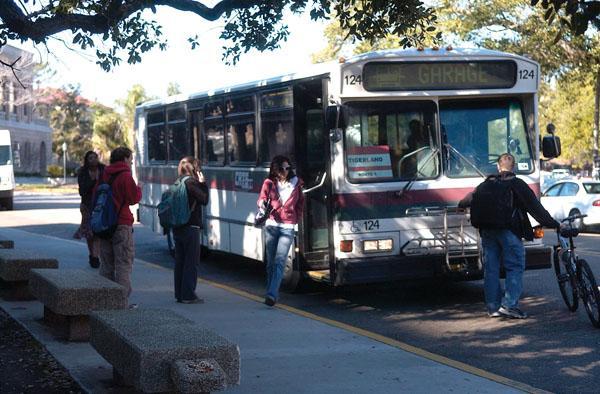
[0,45,52,175]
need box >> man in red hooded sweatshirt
[98,147,142,304]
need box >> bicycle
[553,213,600,328]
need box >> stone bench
[29,269,127,341]
[0,240,14,249]
[90,308,240,393]
[0,249,58,300]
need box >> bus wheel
[200,245,210,259]
[281,256,302,293]
[2,197,12,210]
[166,229,175,258]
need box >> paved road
[3,192,600,393]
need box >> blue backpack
[90,171,124,239]
[158,176,192,230]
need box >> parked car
[540,179,600,231]
[551,168,571,180]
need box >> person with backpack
[97,147,141,304]
[73,151,104,268]
[170,157,209,304]
[257,155,304,307]
[459,153,559,319]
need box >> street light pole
[61,141,67,184]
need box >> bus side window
[205,123,224,165]
[204,100,225,165]
[228,120,256,165]
[260,89,294,164]
[147,110,166,162]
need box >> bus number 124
[345,75,362,85]
[351,219,380,232]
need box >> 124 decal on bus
[351,220,380,232]
[345,75,362,85]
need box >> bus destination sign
[363,61,517,91]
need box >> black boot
[89,256,100,268]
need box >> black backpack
[470,175,515,229]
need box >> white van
[0,130,15,210]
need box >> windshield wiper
[445,143,486,178]
[396,147,440,199]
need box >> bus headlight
[363,239,393,253]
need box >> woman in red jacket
[257,155,304,307]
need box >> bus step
[307,270,330,282]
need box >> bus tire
[200,245,210,259]
[281,256,302,293]
[3,197,12,210]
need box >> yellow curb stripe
[0,227,547,394]
[201,277,550,394]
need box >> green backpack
[158,176,192,229]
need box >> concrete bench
[0,249,58,300]
[90,308,240,393]
[29,269,127,341]
[172,358,226,394]
[0,240,14,249]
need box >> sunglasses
[280,166,291,171]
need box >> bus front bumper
[333,244,552,286]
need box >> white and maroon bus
[134,48,560,291]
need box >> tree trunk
[594,69,600,171]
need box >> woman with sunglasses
[257,155,304,306]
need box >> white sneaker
[498,306,527,319]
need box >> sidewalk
[0,226,529,393]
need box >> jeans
[173,226,201,301]
[264,225,294,301]
[99,225,134,297]
[480,229,526,312]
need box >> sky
[10,7,327,108]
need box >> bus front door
[293,81,332,285]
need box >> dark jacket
[99,161,142,226]
[184,177,209,227]
[77,164,105,209]
[459,171,559,241]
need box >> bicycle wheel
[577,259,600,328]
[553,248,578,311]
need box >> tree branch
[0,55,26,88]
[0,0,267,42]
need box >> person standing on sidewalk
[98,147,141,305]
[173,157,209,304]
[74,151,104,268]
[257,155,304,307]
[459,153,559,319]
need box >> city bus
[134,47,560,291]
[0,129,15,210]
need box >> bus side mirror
[325,105,346,131]
[542,135,561,158]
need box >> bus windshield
[440,99,533,177]
[0,146,10,166]
[344,101,439,182]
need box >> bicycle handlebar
[561,213,588,223]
